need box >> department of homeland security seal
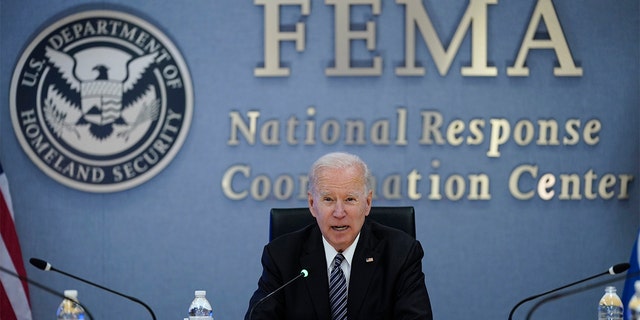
[10,9,193,193]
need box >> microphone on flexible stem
[508,262,630,320]
[0,265,94,319]
[29,257,157,320]
[248,269,309,320]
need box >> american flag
[0,162,32,320]
[623,230,640,320]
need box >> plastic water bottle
[629,281,640,320]
[56,290,85,320]
[598,286,623,320]
[188,290,213,320]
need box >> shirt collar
[322,232,360,270]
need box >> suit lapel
[347,221,380,318]
[300,226,331,320]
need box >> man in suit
[245,152,433,319]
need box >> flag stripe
[0,189,27,289]
[1,238,24,320]
[0,282,19,320]
[0,163,32,320]
[623,230,640,320]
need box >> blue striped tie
[329,253,347,320]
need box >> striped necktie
[329,253,347,320]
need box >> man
[246,152,433,319]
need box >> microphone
[248,269,309,320]
[30,257,156,320]
[0,265,94,319]
[508,262,630,320]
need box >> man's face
[308,165,372,252]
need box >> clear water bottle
[188,290,213,320]
[629,281,640,320]
[598,286,623,320]
[56,290,86,320]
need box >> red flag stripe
[0,183,29,300]
[0,275,19,320]
[0,166,31,319]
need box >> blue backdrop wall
[1,0,638,319]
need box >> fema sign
[10,9,193,193]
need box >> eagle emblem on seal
[44,47,160,141]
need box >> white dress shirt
[321,233,360,290]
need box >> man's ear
[308,192,317,218]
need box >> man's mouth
[332,226,349,231]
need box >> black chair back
[269,206,416,241]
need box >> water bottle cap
[64,290,78,300]
[195,290,206,296]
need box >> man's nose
[333,201,346,218]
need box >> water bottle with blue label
[56,290,85,320]
[188,290,213,320]
[598,286,623,320]
[628,281,640,320]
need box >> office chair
[269,206,416,241]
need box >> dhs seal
[10,9,193,193]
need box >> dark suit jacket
[245,219,433,320]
